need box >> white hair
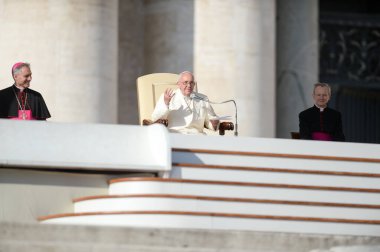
[12,62,31,76]
[177,71,194,83]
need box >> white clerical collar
[315,104,326,112]
[179,90,191,102]
[14,84,25,92]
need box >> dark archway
[320,0,380,143]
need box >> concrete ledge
[1,222,380,252]
[0,120,170,172]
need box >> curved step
[38,210,380,237]
[108,178,380,205]
[72,194,380,220]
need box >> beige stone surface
[1,0,281,137]
[118,0,144,124]
[118,0,195,125]
[194,0,276,137]
[0,168,109,223]
[1,221,380,252]
[0,0,118,123]
[143,0,194,74]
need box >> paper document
[210,115,232,120]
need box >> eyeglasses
[179,81,196,86]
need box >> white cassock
[152,89,218,134]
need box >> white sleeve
[152,94,170,121]
[204,102,218,131]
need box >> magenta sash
[312,132,332,141]
[9,110,36,120]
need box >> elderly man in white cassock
[152,71,219,135]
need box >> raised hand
[164,88,175,106]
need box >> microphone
[190,93,238,136]
[190,93,207,101]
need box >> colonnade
[0,0,318,137]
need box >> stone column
[194,0,276,137]
[118,0,144,124]
[118,0,195,124]
[0,0,118,123]
[276,0,319,138]
[143,0,195,74]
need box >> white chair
[136,73,233,135]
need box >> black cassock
[299,105,345,141]
[0,85,51,120]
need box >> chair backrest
[137,73,179,125]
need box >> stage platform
[1,120,380,238]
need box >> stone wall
[0,0,118,123]
[1,222,380,252]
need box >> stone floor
[1,222,380,252]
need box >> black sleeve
[333,112,345,141]
[28,90,51,119]
[0,88,15,118]
[299,112,312,140]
